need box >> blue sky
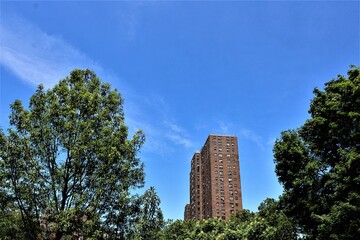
[0,1,359,220]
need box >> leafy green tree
[257,198,297,240]
[162,206,295,240]
[132,187,164,240]
[273,65,360,239]
[0,206,26,240]
[162,219,193,240]
[0,69,148,239]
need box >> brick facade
[184,134,243,220]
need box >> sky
[0,1,359,221]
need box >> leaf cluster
[273,65,360,239]
[162,199,296,240]
[0,69,163,239]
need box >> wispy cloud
[217,120,233,134]
[239,128,265,151]
[125,94,194,156]
[164,120,193,148]
[266,137,277,147]
[0,14,192,157]
[167,133,192,148]
[0,14,101,88]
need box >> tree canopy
[161,198,296,240]
[1,66,359,239]
[0,69,163,239]
[273,65,360,239]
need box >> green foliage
[131,187,164,240]
[273,65,360,239]
[162,202,296,240]
[0,69,163,239]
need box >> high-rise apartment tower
[184,134,243,220]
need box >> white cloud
[164,120,185,134]
[0,14,101,88]
[164,119,193,148]
[167,134,192,148]
[239,128,265,151]
[0,14,192,156]
[125,94,194,154]
[217,120,233,134]
[266,137,277,147]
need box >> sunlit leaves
[273,65,360,239]
[0,69,151,239]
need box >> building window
[219,171,223,176]
[229,184,233,188]
[220,177,224,182]
[229,197,234,201]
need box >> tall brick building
[184,134,243,220]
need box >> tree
[257,198,297,240]
[161,206,295,240]
[132,187,164,240]
[0,69,148,239]
[273,65,360,239]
